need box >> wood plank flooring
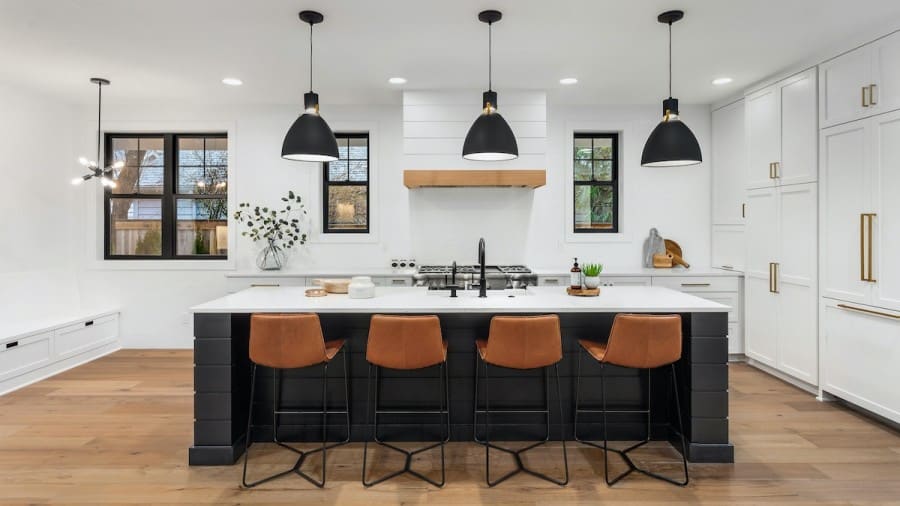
[0,350,898,505]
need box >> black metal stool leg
[241,364,297,488]
[362,362,448,488]
[478,356,568,487]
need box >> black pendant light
[72,77,124,188]
[462,10,518,161]
[282,10,339,162]
[640,10,702,167]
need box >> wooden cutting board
[664,239,691,268]
[567,287,600,297]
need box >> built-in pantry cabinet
[819,30,900,128]
[711,98,747,271]
[821,109,900,313]
[744,183,818,385]
[745,68,818,189]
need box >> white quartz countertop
[224,266,743,278]
[191,286,729,314]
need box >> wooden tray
[567,287,600,297]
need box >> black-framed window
[323,133,369,233]
[104,133,228,259]
[574,133,618,233]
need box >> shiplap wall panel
[404,121,546,139]
[402,90,547,158]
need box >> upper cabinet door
[819,45,872,129]
[746,86,781,189]
[870,31,900,116]
[870,110,900,312]
[712,99,747,225]
[820,121,871,305]
[779,69,818,185]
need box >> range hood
[403,169,546,189]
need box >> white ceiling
[2,0,900,107]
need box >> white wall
[59,95,711,348]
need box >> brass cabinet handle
[769,162,775,179]
[837,303,899,320]
[773,262,779,293]
[862,86,869,107]
[681,283,711,287]
[860,213,866,281]
[860,213,877,282]
[742,203,746,218]
[769,262,775,293]
[773,162,780,178]
[869,84,878,105]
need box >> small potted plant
[234,191,308,270]
[582,263,603,289]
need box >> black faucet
[451,260,457,286]
[478,238,487,298]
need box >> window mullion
[161,134,175,258]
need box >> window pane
[348,136,368,159]
[337,137,350,159]
[176,198,228,256]
[328,160,349,182]
[593,160,613,181]
[111,137,164,194]
[593,138,613,159]
[349,160,368,182]
[574,185,614,230]
[574,159,592,181]
[574,137,592,159]
[177,137,229,194]
[327,186,368,231]
[108,198,162,256]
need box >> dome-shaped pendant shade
[281,92,339,162]
[463,111,519,161]
[640,118,702,167]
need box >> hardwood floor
[0,350,898,505]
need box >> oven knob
[399,260,407,268]
[391,259,399,268]
[408,260,416,268]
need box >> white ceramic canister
[348,276,376,299]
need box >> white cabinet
[821,298,900,424]
[711,225,745,271]
[652,275,744,355]
[712,99,747,224]
[820,31,900,128]
[372,276,413,287]
[745,69,818,189]
[745,183,818,384]
[820,109,900,312]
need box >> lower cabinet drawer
[599,276,652,287]
[652,276,740,293]
[822,300,900,424]
[55,315,118,358]
[0,331,52,381]
[373,277,412,287]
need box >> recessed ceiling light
[712,77,733,86]
[559,77,578,85]
[388,77,407,84]
[222,77,243,86]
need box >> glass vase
[256,240,286,270]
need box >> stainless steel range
[414,263,537,290]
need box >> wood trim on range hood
[403,169,546,189]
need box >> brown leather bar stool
[362,315,450,487]
[473,315,569,487]
[241,313,350,489]
[574,313,688,487]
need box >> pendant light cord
[96,81,102,165]
[668,21,672,98]
[488,21,493,91]
[309,21,314,92]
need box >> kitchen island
[190,286,732,465]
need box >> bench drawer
[55,314,118,358]
[0,331,52,381]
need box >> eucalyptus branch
[233,190,308,250]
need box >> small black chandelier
[72,78,123,187]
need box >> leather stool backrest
[249,313,327,369]
[605,314,682,369]
[366,315,445,370]
[484,315,562,369]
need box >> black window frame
[103,132,228,260]
[322,132,370,234]
[573,132,619,234]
